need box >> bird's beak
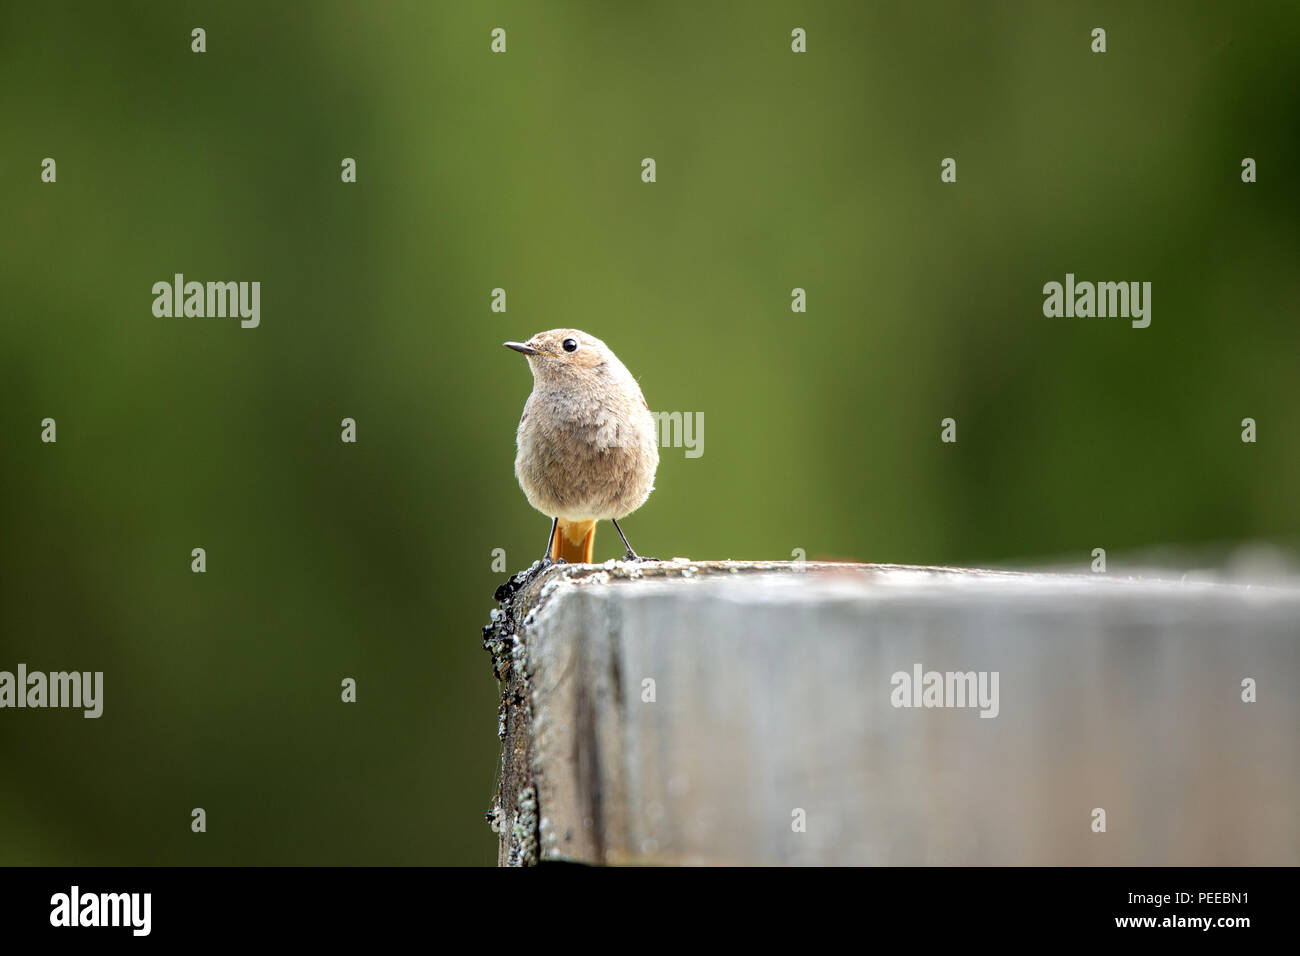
[504,341,540,356]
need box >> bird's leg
[540,516,565,565]
[611,518,656,562]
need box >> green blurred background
[2,1,1297,864]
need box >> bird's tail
[552,518,596,564]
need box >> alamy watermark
[1042,273,1151,328]
[653,410,703,458]
[50,886,150,936]
[594,411,704,457]
[0,664,103,718]
[890,663,999,718]
[152,273,260,328]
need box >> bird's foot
[527,555,566,581]
[493,556,566,602]
[622,551,659,563]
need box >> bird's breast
[514,389,658,520]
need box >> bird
[504,329,659,565]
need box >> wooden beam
[484,561,1300,865]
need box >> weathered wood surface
[483,561,1300,866]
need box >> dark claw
[493,557,566,603]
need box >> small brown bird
[505,329,659,564]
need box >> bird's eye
[562,338,578,353]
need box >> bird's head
[504,329,615,384]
